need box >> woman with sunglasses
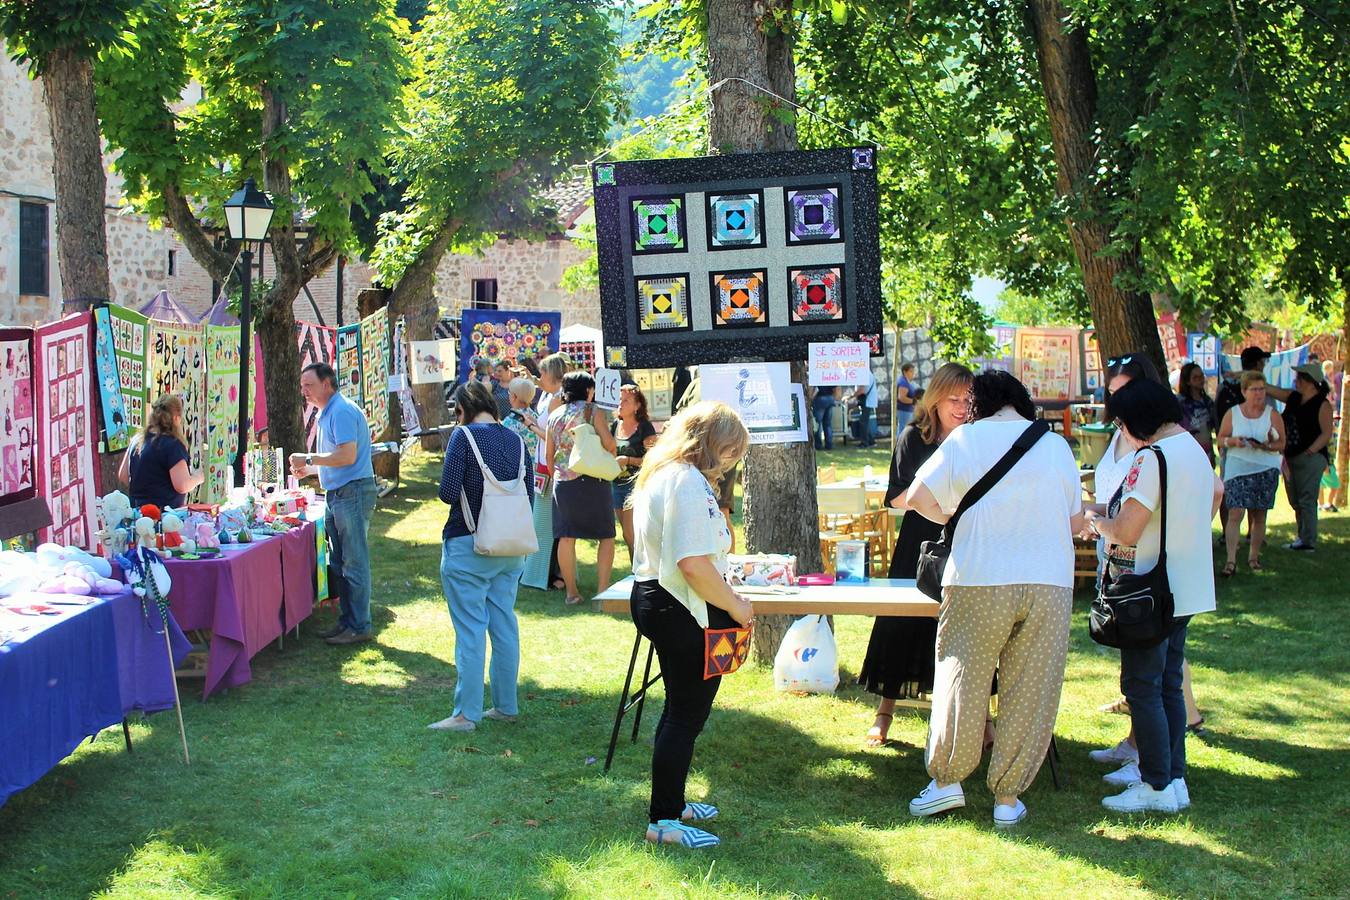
[860,363,974,747]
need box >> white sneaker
[1171,778,1190,810]
[1103,762,1141,786]
[909,779,966,817]
[993,799,1027,829]
[1102,781,1179,814]
[1088,739,1140,766]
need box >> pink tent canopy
[138,290,196,323]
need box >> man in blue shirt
[290,363,377,645]
[895,362,917,435]
[852,369,879,447]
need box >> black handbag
[1089,445,1175,649]
[916,420,1049,600]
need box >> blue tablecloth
[0,589,190,807]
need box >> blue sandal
[681,802,719,822]
[646,819,720,848]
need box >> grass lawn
[2,444,1347,898]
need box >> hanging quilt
[898,327,944,388]
[360,307,390,439]
[336,324,363,406]
[109,305,149,433]
[1080,328,1104,395]
[204,325,242,504]
[459,309,561,381]
[409,340,457,384]
[297,321,337,452]
[392,317,421,435]
[1187,333,1221,377]
[92,307,131,451]
[146,320,207,493]
[0,327,36,507]
[1014,327,1078,402]
[33,314,99,547]
[1156,312,1187,369]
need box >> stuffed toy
[34,543,114,580]
[134,516,161,555]
[196,522,220,550]
[161,511,186,549]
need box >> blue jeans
[1120,618,1190,789]
[811,396,835,450]
[440,535,524,722]
[325,477,378,635]
[894,408,914,436]
[854,406,876,446]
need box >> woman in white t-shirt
[1086,379,1223,814]
[520,352,569,591]
[905,370,1083,829]
[629,401,752,850]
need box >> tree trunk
[1026,0,1166,376]
[706,0,821,665]
[255,294,306,458]
[388,224,456,445]
[1335,271,1349,507]
[42,47,112,303]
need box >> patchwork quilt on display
[33,314,98,546]
[458,309,561,381]
[592,146,882,367]
[0,327,36,507]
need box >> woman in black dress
[860,363,973,746]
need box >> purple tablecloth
[163,522,317,699]
[0,588,190,807]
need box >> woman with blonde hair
[860,363,974,746]
[630,401,753,849]
[117,393,203,509]
[1217,370,1285,574]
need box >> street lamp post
[223,178,275,489]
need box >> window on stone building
[167,249,177,276]
[471,278,498,309]
[18,202,49,296]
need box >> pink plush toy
[195,522,220,549]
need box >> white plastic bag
[773,615,839,694]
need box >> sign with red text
[808,341,871,387]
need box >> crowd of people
[158,337,1331,847]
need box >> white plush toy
[134,516,160,554]
[34,543,113,579]
[95,491,135,558]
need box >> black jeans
[630,579,731,823]
[1120,617,1191,789]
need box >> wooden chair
[817,485,867,574]
[817,464,838,485]
[1073,536,1100,589]
[854,508,892,576]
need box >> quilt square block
[631,195,687,254]
[706,191,765,250]
[710,269,769,328]
[784,185,843,244]
[788,266,846,322]
[635,274,692,333]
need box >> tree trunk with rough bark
[707,0,821,666]
[387,226,455,447]
[1026,0,1166,377]
[42,47,112,304]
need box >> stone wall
[434,235,599,328]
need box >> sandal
[550,578,566,591]
[681,802,718,822]
[646,819,720,848]
[1098,697,1131,715]
[1248,558,1263,571]
[1187,717,1207,736]
[1220,562,1237,577]
[564,595,584,606]
[864,712,893,747]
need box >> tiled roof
[539,175,593,229]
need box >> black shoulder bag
[915,420,1049,600]
[1089,445,1175,649]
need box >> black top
[611,418,657,486]
[438,422,535,540]
[129,434,191,509]
[1282,390,1331,460]
[1215,376,1244,430]
[883,424,942,579]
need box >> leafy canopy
[372,0,621,280]
[0,0,140,71]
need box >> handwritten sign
[808,341,870,386]
[594,367,622,410]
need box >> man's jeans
[1120,618,1190,790]
[812,396,836,450]
[326,477,378,634]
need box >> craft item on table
[93,490,135,559]
[33,313,99,547]
[0,546,119,597]
[108,305,149,432]
[134,516,160,554]
[360,307,391,439]
[0,327,37,508]
[459,309,561,380]
[160,511,185,549]
[834,539,869,583]
[146,320,207,500]
[591,147,882,367]
[336,323,364,406]
[92,307,132,452]
[204,324,243,505]
[296,320,337,452]
[725,554,798,587]
[237,527,254,544]
[194,522,219,550]
[217,504,248,534]
[218,528,233,545]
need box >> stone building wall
[434,235,599,328]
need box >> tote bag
[459,427,539,557]
[567,409,621,481]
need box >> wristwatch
[306,453,314,466]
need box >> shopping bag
[772,615,839,694]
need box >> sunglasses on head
[1106,355,1135,368]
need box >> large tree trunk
[707,0,822,665]
[388,224,456,445]
[256,294,306,458]
[43,47,112,303]
[1026,0,1166,376]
